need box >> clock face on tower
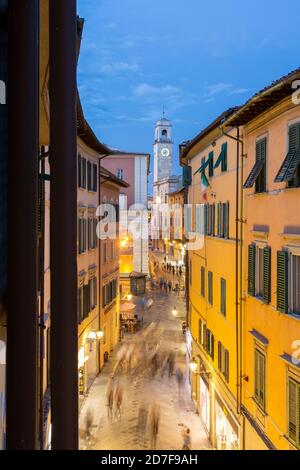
[161,147,170,157]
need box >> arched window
[162,129,167,137]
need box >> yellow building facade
[226,68,300,450]
[181,108,243,449]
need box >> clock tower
[153,116,173,184]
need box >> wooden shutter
[288,379,298,444]
[198,319,202,344]
[263,246,271,304]
[208,151,214,178]
[211,334,215,360]
[211,204,215,236]
[102,285,106,308]
[78,154,81,187]
[221,143,228,172]
[82,158,86,188]
[277,250,289,313]
[218,342,221,370]
[224,202,229,239]
[217,203,221,237]
[275,124,300,182]
[225,349,229,382]
[248,244,256,296]
[208,271,213,305]
[201,266,205,298]
[204,204,208,235]
[203,324,207,350]
[93,164,98,192]
[221,278,226,316]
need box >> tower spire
[162,105,165,118]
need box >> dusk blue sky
[77,0,300,189]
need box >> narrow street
[79,264,211,451]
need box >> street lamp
[189,357,198,373]
[126,293,132,301]
[172,306,178,317]
[96,330,104,340]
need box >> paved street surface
[79,259,211,451]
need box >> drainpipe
[7,0,39,450]
[49,0,78,450]
[221,126,245,416]
[98,155,110,370]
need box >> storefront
[199,375,210,434]
[215,393,239,450]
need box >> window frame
[289,249,300,316]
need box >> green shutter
[204,205,208,235]
[263,246,271,304]
[201,266,205,297]
[288,379,298,444]
[221,143,228,172]
[277,250,289,313]
[221,278,226,316]
[225,350,229,382]
[217,203,221,237]
[183,165,192,187]
[224,202,229,239]
[208,271,213,305]
[211,334,215,360]
[248,244,256,296]
[218,342,221,370]
[211,204,215,236]
[208,151,214,178]
[198,319,202,344]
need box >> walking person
[148,402,160,450]
[115,382,124,420]
[168,280,172,294]
[167,351,175,377]
[172,266,175,276]
[181,426,192,450]
[137,403,149,448]
[175,367,184,400]
[107,386,114,420]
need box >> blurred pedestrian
[181,426,192,450]
[172,266,175,276]
[138,403,149,447]
[107,386,114,419]
[85,408,93,441]
[115,382,124,420]
[167,351,175,377]
[175,367,184,398]
[168,280,172,293]
[148,402,160,450]
[179,267,182,277]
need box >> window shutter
[218,342,221,370]
[211,204,215,236]
[211,334,214,360]
[221,278,226,316]
[217,203,221,237]
[277,250,289,313]
[208,271,213,305]
[78,154,81,187]
[225,350,229,382]
[203,324,207,350]
[262,246,271,304]
[288,379,297,443]
[93,164,98,192]
[224,202,229,239]
[201,266,205,298]
[248,244,256,296]
[102,285,106,308]
[82,158,86,188]
[208,151,214,178]
[221,143,228,172]
[204,205,208,235]
[198,319,202,344]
